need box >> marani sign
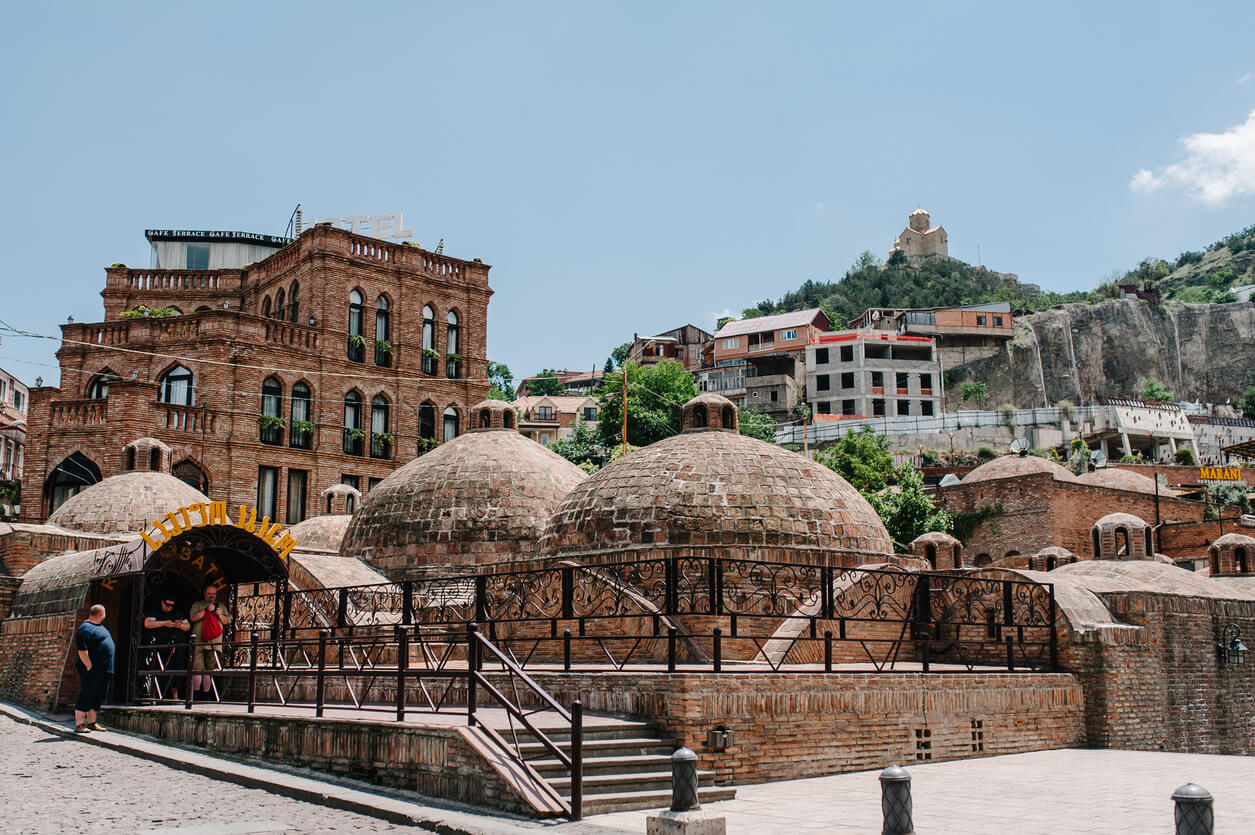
[1199,467,1244,482]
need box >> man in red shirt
[188,583,231,700]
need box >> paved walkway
[581,748,1255,834]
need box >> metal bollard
[880,764,913,835]
[1173,783,1214,835]
[669,747,701,813]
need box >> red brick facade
[22,225,491,525]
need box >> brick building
[21,224,491,525]
[513,394,599,446]
[713,309,831,420]
[626,324,713,373]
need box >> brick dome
[46,470,209,534]
[1075,468,1167,495]
[962,453,1076,484]
[540,395,892,565]
[287,515,352,553]
[340,407,588,580]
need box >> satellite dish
[871,311,881,321]
[939,473,961,487]
[1091,450,1107,466]
[1009,438,1029,455]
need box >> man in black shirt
[142,596,190,700]
[74,604,115,733]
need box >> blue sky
[2,2,1254,387]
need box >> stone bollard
[646,747,725,835]
[880,765,914,835]
[1173,783,1214,835]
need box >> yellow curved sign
[139,501,297,562]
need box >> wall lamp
[1219,623,1247,665]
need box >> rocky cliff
[945,299,1255,407]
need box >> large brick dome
[540,394,893,565]
[339,401,588,580]
[47,470,209,534]
[962,453,1076,484]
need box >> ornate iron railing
[226,555,1058,674]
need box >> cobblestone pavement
[0,714,446,835]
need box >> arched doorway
[44,452,102,514]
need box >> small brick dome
[287,514,352,553]
[47,470,209,534]
[541,395,892,565]
[909,531,963,570]
[1091,512,1153,561]
[1075,468,1165,495]
[962,454,1075,485]
[340,414,588,580]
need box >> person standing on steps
[74,604,115,733]
[188,583,231,700]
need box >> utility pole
[621,368,628,458]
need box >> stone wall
[98,707,543,816]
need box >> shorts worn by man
[188,583,231,699]
[74,604,115,733]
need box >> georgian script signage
[1199,467,1244,482]
[90,503,296,585]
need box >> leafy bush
[1139,379,1173,403]
[1173,448,1195,465]
[960,381,988,405]
[976,446,997,461]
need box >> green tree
[814,426,895,493]
[487,361,515,401]
[1138,378,1174,403]
[1240,385,1255,420]
[596,361,700,450]
[738,408,776,442]
[886,249,908,267]
[1066,437,1091,475]
[865,465,954,551]
[548,418,602,467]
[960,381,988,407]
[528,369,564,397]
[610,343,632,369]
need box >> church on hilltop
[889,207,948,260]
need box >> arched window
[288,281,300,323]
[123,447,136,471]
[1092,529,1102,559]
[1046,556,1057,571]
[370,395,391,458]
[275,289,286,320]
[290,382,312,449]
[343,391,363,455]
[44,452,101,514]
[1144,528,1154,557]
[480,409,492,428]
[443,406,460,442]
[261,376,283,445]
[1115,528,1129,558]
[148,447,162,471]
[347,290,364,362]
[87,368,120,399]
[446,310,461,378]
[1237,548,1249,574]
[722,406,735,429]
[1210,547,1221,575]
[374,296,391,367]
[974,554,992,567]
[954,544,964,568]
[159,365,195,405]
[693,404,707,428]
[419,403,436,442]
[422,305,436,374]
[173,459,208,493]
[261,297,272,318]
[504,410,514,429]
[924,544,937,569]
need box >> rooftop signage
[146,230,292,247]
[1199,467,1244,482]
[304,212,413,242]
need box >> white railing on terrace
[776,405,1108,445]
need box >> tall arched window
[422,305,436,374]
[159,365,195,405]
[290,382,312,449]
[1237,548,1249,574]
[288,281,300,323]
[348,290,365,362]
[924,544,937,569]
[261,376,283,445]
[86,368,120,400]
[370,395,391,458]
[173,459,208,493]
[1115,528,1129,558]
[1210,547,1221,575]
[275,289,286,320]
[374,296,391,367]
[419,403,436,450]
[261,296,272,318]
[343,391,363,455]
[446,310,461,378]
[443,406,460,442]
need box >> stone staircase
[509,718,736,816]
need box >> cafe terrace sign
[90,502,296,582]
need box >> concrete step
[530,753,679,778]
[499,720,656,744]
[578,786,737,816]
[517,737,675,760]
[548,769,719,795]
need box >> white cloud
[1130,109,1255,206]
[1236,72,1254,86]
[815,201,824,211]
